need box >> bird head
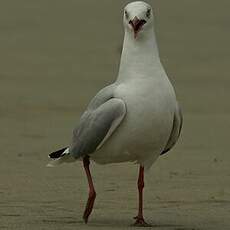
[123,1,154,39]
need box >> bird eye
[146,9,151,18]
[124,10,129,19]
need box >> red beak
[129,16,147,39]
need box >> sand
[0,0,230,229]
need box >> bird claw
[132,216,152,227]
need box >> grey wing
[161,103,183,155]
[69,85,126,158]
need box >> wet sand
[0,0,230,229]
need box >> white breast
[92,77,176,168]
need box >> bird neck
[117,28,161,82]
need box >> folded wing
[70,85,126,159]
[161,103,183,155]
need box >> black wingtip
[49,147,67,159]
[160,148,170,156]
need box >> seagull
[48,1,182,227]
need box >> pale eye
[124,10,129,19]
[146,9,151,18]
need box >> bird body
[48,1,182,225]
[91,74,176,168]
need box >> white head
[123,1,154,39]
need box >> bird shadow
[42,216,199,230]
[85,217,188,229]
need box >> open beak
[129,16,146,39]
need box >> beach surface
[0,0,230,229]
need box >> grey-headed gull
[48,1,182,226]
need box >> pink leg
[82,156,96,224]
[133,166,151,227]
